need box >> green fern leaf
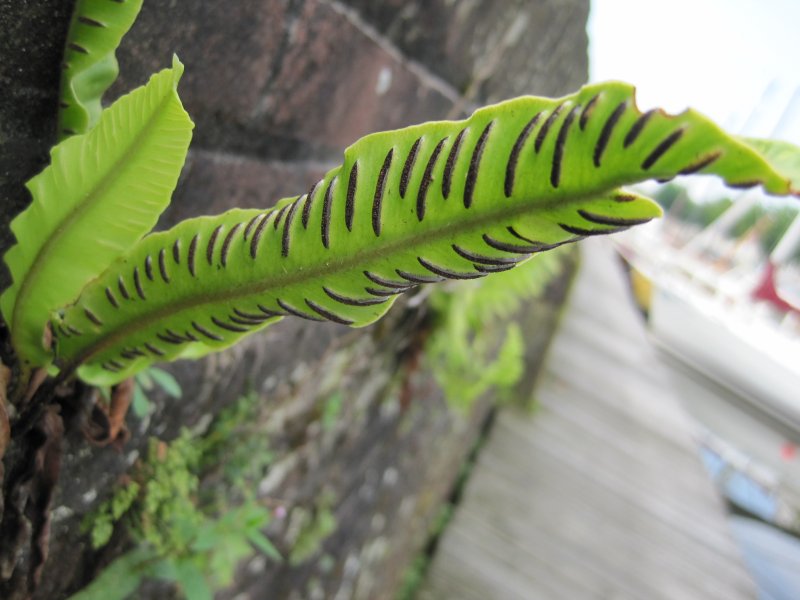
[58,0,144,139]
[738,137,800,185]
[53,81,798,385]
[2,58,193,366]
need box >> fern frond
[51,81,799,385]
[58,0,144,139]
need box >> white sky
[589,0,800,145]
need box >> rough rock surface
[0,1,589,598]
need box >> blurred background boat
[615,192,800,429]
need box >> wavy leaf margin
[52,81,800,385]
[58,0,144,139]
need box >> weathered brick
[158,150,331,227]
[111,0,289,130]
[112,0,456,161]
[246,0,456,149]
[341,0,590,99]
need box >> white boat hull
[650,284,800,427]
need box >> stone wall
[0,1,589,598]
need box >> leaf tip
[171,54,185,82]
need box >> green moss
[426,248,568,409]
[76,392,280,600]
[288,493,338,566]
[321,391,344,431]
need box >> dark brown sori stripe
[117,275,130,300]
[559,223,624,237]
[505,112,542,197]
[156,332,184,345]
[593,101,627,167]
[78,15,105,27]
[234,307,271,321]
[507,227,570,251]
[120,348,145,360]
[172,238,181,263]
[578,209,652,227]
[396,269,445,284]
[282,198,301,257]
[535,104,564,153]
[106,359,124,370]
[579,94,601,130]
[62,127,76,136]
[158,248,170,283]
[443,128,467,199]
[256,304,286,318]
[185,331,200,342]
[211,316,248,333]
[277,299,325,321]
[273,203,289,230]
[365,286,404,297]
[400,137,422,198]
[475,263,515,273]
[230,315,265,326]
[363,270,412,289]
[220,223,242,267]
[58,324,72,338]
[482,233,542,254]
[451,244,521,265]
[66,324,82,336]
[101,363,119,373]
[372,149,394,236]
[321,177,335,249]
[417,138,448,222]
[305,299,354,325]
[727,180,761,189]
[206,224,223,265]
[166,328,192,342]
[641,128,684,170]
[418,256,481,280]
[84,307,103,326]
[551,104,581,188]
[105,287,119,308]
[68,42,89,54]
[192,320,224,341]
[144,342,165,356]
[144,254,154,281]
[679,151,721,175]
[188,234,199,276]
[250,213,271,259]
[133,267,146,300]
[345,162,358,231]
[464,121,494,209]
[243,213,264,240]
[623,109,656,148]
[229,309,269,323]
[613,193,637,202]
[302,181,320,229]
[59,100,70,109]
[323,286,387,307]
[507,226,538,244]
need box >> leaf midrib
[65,190,594,370]
[12,89,176,356]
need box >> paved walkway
[420,239,756,599]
